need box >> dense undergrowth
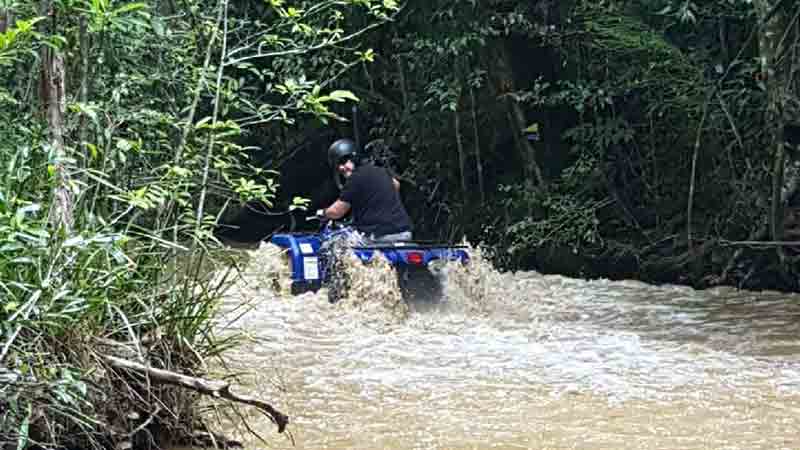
[327,0,800,290]
[0,111,239,448]
[0,1,391,448]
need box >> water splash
[209,240,800,450]
[438,244,504,314]
[336,249,409,325]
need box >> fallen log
[101,354,288,433]
[719,239,800,247]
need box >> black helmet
[327,138,358,167]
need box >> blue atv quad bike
[270,220,470,303]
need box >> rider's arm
[384,167,401,192]
[322,199,351,220]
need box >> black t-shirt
[340,164,412,236]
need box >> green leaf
[328,90,359,103]
[195,116,213,128]
[115,139,133,152]
[289,196,310,211]
[285,6,302,18]
[111,2,148,16]
[357,48,375,62]
[87,143,99,160]
[16,403,30,450]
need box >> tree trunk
[687,101,710,259]
[78,16,89,171]
[493,43,545,187]
[755,0,790,263]
[719,17,729,64]
[39,1,73,231]
[195,0,229,237]
[0,9,11,33]
[507,101,545,187]
[158,0,224,240]
[454,103,468,202]
[470,87,485,204]
[78,15,89,99]
[395,29,409,117]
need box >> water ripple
[209,245,800,450]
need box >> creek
[210,245,800,450]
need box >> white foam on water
[210,242,800,450]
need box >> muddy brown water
[205,245,800,450]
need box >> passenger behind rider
[316,138,413,243]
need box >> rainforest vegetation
[1,0,799,448]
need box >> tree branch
[101,355,289,434]
[687,98,710,260]
[715,90,744,150]
[224,19,389,67]
[720,239,800,247]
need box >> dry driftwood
[101,355,288,433]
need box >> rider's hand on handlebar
[315,208,327,220]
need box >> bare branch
[101,355,289,434]
[720,239,800,247]
[715,90,744,150]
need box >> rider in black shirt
[316,139,412,242]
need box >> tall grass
[0,112,239,449]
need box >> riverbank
[524,236,800,294]
[0,246,286,450]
